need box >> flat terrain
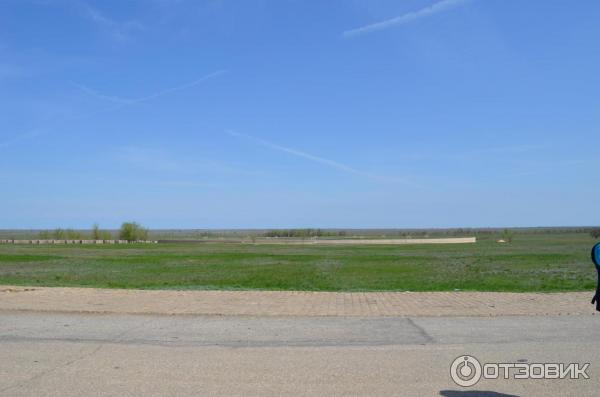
[0,232,597,291]
[1,311,598,396]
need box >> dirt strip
[0,286,596,317]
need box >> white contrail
[0,129,45,148]
[127,70,227,105]
[343,0,469,38]
[226,130,405,183]
[70,70,227,121]
[71,82,135,104]
[76,69,227,112]
[1,70,226,149]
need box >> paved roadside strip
[2,312,599,397]
[0,286,595,317]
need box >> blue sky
[1,0,598,229]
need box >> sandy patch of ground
[0,285,595,317]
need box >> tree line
[263,229,348,238]
[38,222,149,242]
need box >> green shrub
[65,229,83,239]
[119,222,149,242]
[38,230,52,239]
[99,230,113,240]
[50,229,82,240]
[92,224,113,240]
[501,229,514,243]
[92,223,101,240]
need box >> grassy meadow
[0,231,597,292]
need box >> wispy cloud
[343,0,470,38]
[227,130,405,183]
[75,1,144,42]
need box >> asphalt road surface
[1,312,599,396]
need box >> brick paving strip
[0,285,596,317]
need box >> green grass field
[0,232,597,292]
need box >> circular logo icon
[450,355,482,387]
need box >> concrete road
[1,312,599,396]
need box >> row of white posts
[0,240,158,245]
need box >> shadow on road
[440,391,520,397]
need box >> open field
[0,232,597,292]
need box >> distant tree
[50,228,82,240]
[92,223,101,240]
[119,222,149,242]
[92,223,113,240]
[38,230,52,239]
[591,228,600,239]
[99,230,113,240]
[501,229,514,243]
[65,229,83,239]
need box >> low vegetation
[0,232,597,292]
[264,229,347,238]
[119,222,149,242]
[39,229,84,240]
[501,229,515,243]
[35,222,147,241]
[92,223,113,240]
